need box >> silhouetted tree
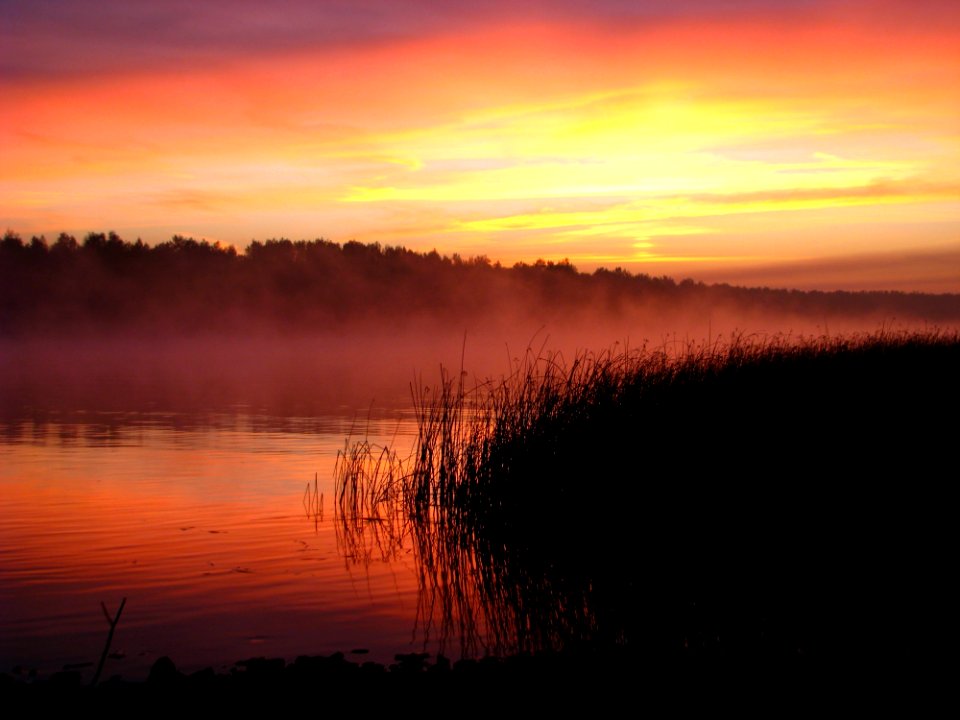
[0,229,958,336]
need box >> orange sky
[2,1,958,291]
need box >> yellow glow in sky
[1,6,958,290]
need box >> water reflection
[334,481,641,659]
[0,409,381,445]
[0,408,421,681]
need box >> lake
[0,336,469,681]
[0,405,429,681]
[5,324,946,681]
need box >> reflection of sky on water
[0,409,419,681]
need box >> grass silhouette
[336,329,959,667]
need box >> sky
[2,0,958,291]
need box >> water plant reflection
[334,330,959,665]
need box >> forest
[2,230,958,336]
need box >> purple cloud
[1,0,901,83]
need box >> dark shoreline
[4,641,947,707]
[0,646,838,707]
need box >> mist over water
[3,303,952,420]
[3,234,958,418]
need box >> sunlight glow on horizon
[2,3,958,291]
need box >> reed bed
[335,328,960,660]
[333,439,411,564]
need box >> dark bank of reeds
[335,329,959,668]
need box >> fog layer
[3,233,958,417]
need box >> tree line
[1,230,957,335]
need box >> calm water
[0,330,610,681]
[0,405,424,681]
